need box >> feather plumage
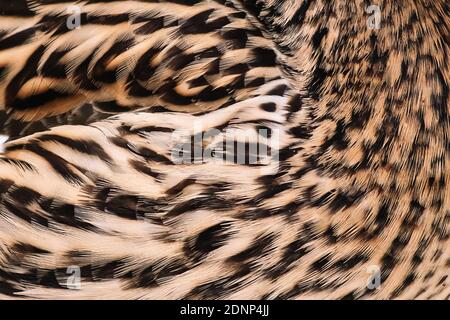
[0,0,448,299]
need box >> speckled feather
[0,0,448,299]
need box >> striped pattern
[0,0,283,122]
[0,0,448,299]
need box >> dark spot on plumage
[391,273,416,299]
[229,11,247,19]
[188,76,209,89]
[322,119,349,151]
[37,134,112,163]
[265,236,309,280]
[135,17,165,35]
[222,28,248,49]
[37,271,64,289]
[308,63,328,100]
[411,239,429,267]
[329,190,363,212]
[167,196,231,218]
[292,158,315,178]
[290,125,312,139]
[242,198,300,220]
[21,144,84,184]
[256,170,284,186]
[12,243,50,255]
[240,0,264,19]
[179,9,215,34]
[311,190,335,207]
[185,264,252,299]
[0,65,8,80]
[206,58,220,75]
[206,16,231,31]
[8,186,40,205]
[251,47,277,68]
[3,200,48,226]
[92,38,134,84]
[224,63,249,76]
[0,179,14,194]
[340,291,358,300]
[127,144,173,165]
[42,200,97,231]
[260,102,276,112]
[431,214,449,241]
[132,47,160,81]
[94,100,134,113]
[87,13,130,25]
[431,68,449,122]
[106,195,141,220]
[0,27,37,51]
[311,27,328,49]
[278,145,299,161]
[74,51,100,91]
[287,94,303,119]
[40,13,88,35]
[302,221,320,241]
[380,252,400,283]
[302,185,317,204]
[266,84,287,96]
[67,250,91,259]
[413,288,429,300]
[246,77,266,88]
[9,89,76,111]
[332,253,369,271]
[93,258,133,280]
[158,82,194,106]
[390,226,413,256]
[127,80,155,98]
[222,140,271,166]
[437,275,448,287]
[132,258,190,288]
[310,253,332,272]
[369,34,388,67]
[5,45,45,107]
[400,60,409,81]
[289,0,312,28]
[372,203,390,234]
[275,282,309,299]
[0,278,18,296]
[226,73,246,91]
[256,125,272,138]
[196,86,229,102]
[41,49,69,79]
[254,182,292,203]
[324,225,339,244]
[0,0,35,16]
[432,248,443,261]
[133,126,175,134]
[79,265,94,280]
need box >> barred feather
[0,0,448,300]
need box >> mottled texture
[0,0,448,299]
